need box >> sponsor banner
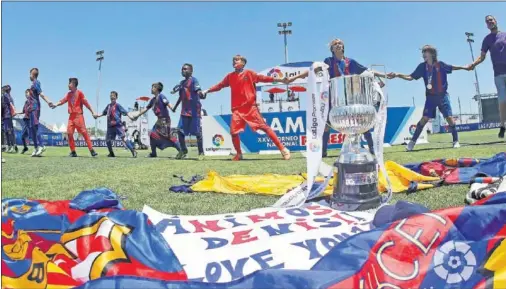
[54,139,126,147]
[257,62,320,86]
[202,107,428,155]
[273,63,331,208]
[143,203,373,283]
[439,121,503,133]
[281,101,298,112]
[124,114,150,146]
[261,102,280,113]
[389,106,428,145]
[304,62,329,206]
[15,132,61,146]
[15,132,126,147]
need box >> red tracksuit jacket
[59,90,92,115]
[208,69,275,110]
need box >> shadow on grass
[460,140,505,146]
[411,141,505,152]
[402,146,454,153]
[429,140,504,146]
[211,158,294,162]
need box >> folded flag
[404,152,506,184]
[170,161,442,198]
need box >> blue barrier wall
[15,131,125,147]
[439,122,504,133]
[202,107,424,154]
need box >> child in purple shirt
[469,15,506,138]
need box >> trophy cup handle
[370,64,393,206]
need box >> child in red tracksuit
[203,55,291,161]
[53,78,98,157]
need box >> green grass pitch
[1,129,504,215]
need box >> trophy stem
[341,134,362,156]
[330,132,381,211]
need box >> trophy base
[329,159,381,212]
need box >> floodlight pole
[277,22,292,112]
[96,50,104,137]
[465,32,483,123]
[458,96,462,125]
[277,22,292,64]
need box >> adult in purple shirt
[134,82,182,158]
[468,15,506,138]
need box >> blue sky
[2,2,504,129]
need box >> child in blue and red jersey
[134,82,182,158]
[29,68,55,156]
[171,63,205,160]
[387,45,471,151]
[14,89,39,156]
[1,85,10,152]
[94,91,137,158]
[1,85,18,153]
[290,38,386,157]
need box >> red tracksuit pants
[67,113,93,151]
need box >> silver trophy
[327,73,381,211]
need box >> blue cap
[372,200,429,228]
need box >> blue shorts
[177,115,201,136]
[28,110,40,126]
[423,94,453,119]
[2,118,13,132]
[495,74,506,103]
[20,119,28,137]
[106,125,126,141]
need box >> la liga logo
[308,141,320,153]
[212,134,225,147]
[320,91,329,101]
[267,68,284,83]
[409,125,417,135]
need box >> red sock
[262,127,285,151]
[81,132,93,150]
[232,134,242,155]
[68,134,76,151]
